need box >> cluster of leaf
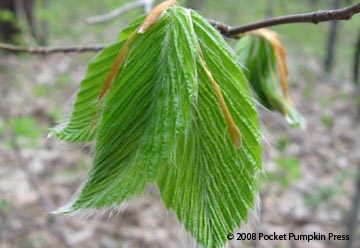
[52,2,302,248]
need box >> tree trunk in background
[0,0,21,42]
[0,0,46,45]
[324,0,342,72]
[186,0,205,10]
[14,0,36,40]
[265,0,275,18]
[353,29,360,84]
[37,0,49,45]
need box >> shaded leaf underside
[53,6,262,248]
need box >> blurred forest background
[0,0,359,247]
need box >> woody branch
[0,2,359,54]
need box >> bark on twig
[0,42,106,54]
[225,2,360,36]
[1,2,360,54]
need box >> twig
[86,0,144,24]
[225,2,360,36]
[0,42,106,54]
[1,3,360,54]
[207,19,229,34]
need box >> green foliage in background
[4,117,46,148]
[320,114,333,128]
[9,117,43,139]
[0,9,21,43]
[304,168,355,208]
[273,156,300,188]
[52,5,262,248]
[0,199,11,214]
[0,10,17,23]
[263,134,300,189]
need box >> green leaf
[51,16,145,141]
[54,5,262,248]
[236,32,305,128]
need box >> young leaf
[53,2,262,248]
[50,16,146,141]
[236,29,305,128]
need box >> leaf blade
[55,6,263,248]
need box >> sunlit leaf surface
[53,4,262,248]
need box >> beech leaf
[52,2,262,248]
[236,29,305,128]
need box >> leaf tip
[138,0,179,33]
